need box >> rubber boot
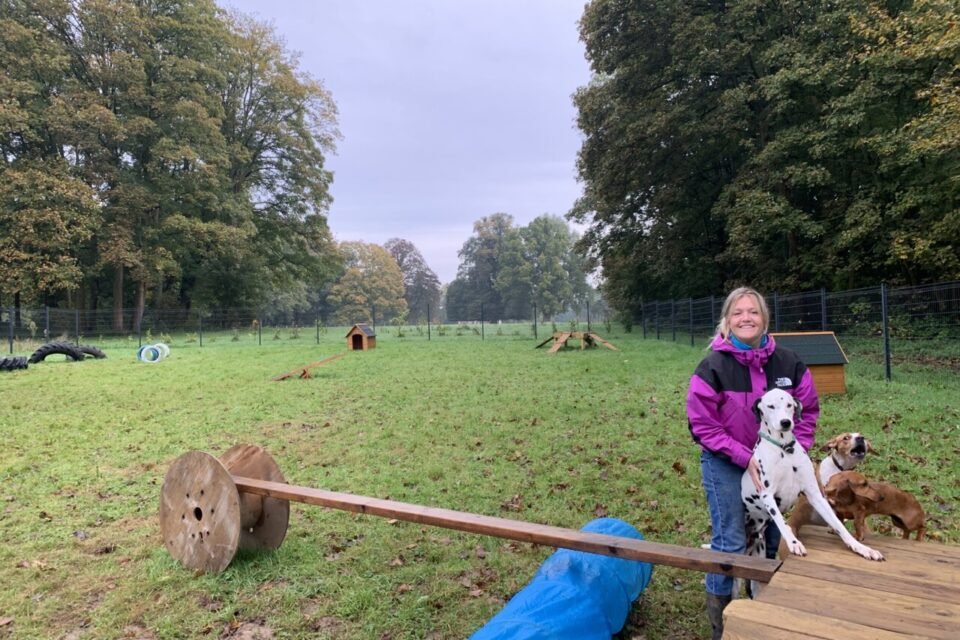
[706,593,732,640]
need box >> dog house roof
[346,323,376,338]
[769,331,848,365]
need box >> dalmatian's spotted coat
[740,389,884,594]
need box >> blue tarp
[470,518,654,640]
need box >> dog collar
[759,432,796,454]
[831,453,845,470]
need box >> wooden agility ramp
[273,352,345,380]
[723,526,960,639]
[535,331,619,353]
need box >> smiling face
[727,293,766,347]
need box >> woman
[686,287,819,639]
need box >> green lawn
[1,332,957,639]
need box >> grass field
[1,331,957,639]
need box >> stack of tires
[1,341,107,373]
[27,341,107,363]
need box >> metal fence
[1,301,612,352]
[4,281,958,378]
[636,281,960,379]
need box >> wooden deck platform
[723,526,960,639]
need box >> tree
[211,12,341,309]
[844,0,960,281]
[326,242,406,325]
[449,213,518,321]
[0,161,99,308]
[3,0,342,322]
[0,1,101,309]
[573,0,960,321]
[384,238,441,323]
[497,215,589,320]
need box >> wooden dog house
[346,323,376,351]
[770,331,848,394]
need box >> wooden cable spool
[159,444,289,573]
[160,444,779,581]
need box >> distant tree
[443,277,470,323]
[452,213,518,320]
[497,215,589,320]
[326,242,406,325]
[384,238,441,323]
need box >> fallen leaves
[500,494,523,512]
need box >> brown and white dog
[786,432,873,540]
[825,471,927,541]
[819,432,873,486]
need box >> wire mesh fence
[636,281,960,378]
[1,301,613,353]
[4,281,959,377]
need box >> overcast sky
[219,1,592,284]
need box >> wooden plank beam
[547,332,571,353]
[232,475,779,581]
[272,352,345,381]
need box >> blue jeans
[700,449,780,595]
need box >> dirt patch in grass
[220,619,273,639]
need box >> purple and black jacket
[687,334,820,469]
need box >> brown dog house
[770,331,848,395]
[346,323,376,351]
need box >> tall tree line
[446,213,591,322]
[572,0,959,321]
[0,0,341,329]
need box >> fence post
[671,300,676,341]
[316,316,320,344]
[586,300,591,332]
[480,303,485,340]
[709,296,715,330]
[820,287,828,330]
[45,306,50,340]
[372,304,376,333]
[689,298,694,347]
[427,303,431,341]
[533,304,537,340]
[881,282,891,381]
[199,315,203,347]
[773,293,780,332]
[642,303,647,339]
[258,316,262,346]
[7,307,12,354]
[75,309,80,344]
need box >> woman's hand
[747,458,763,494]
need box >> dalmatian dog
[741,389,884,595]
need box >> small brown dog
[825,471,927,541]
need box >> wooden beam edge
[233,476,779,581]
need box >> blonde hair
[713,286,770,342]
